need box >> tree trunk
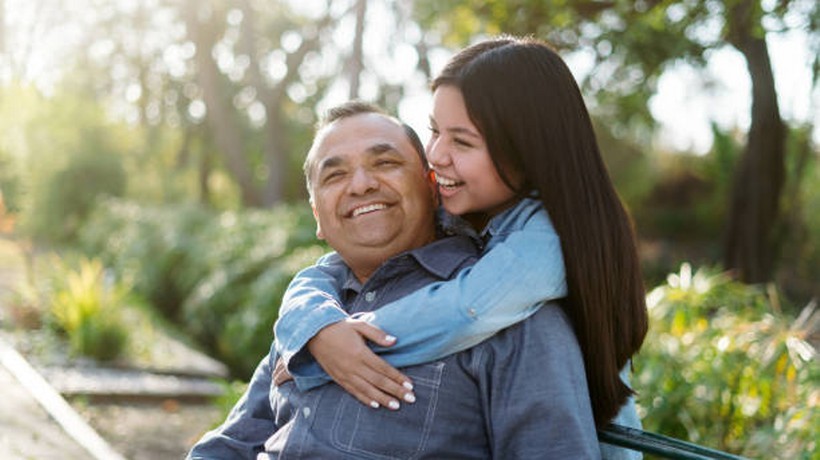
[184,0,262,206]
[724,0,786,283]
[238,0,333,206]
[348,0,367,99]
[0,0,5,55]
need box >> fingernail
[370,401,379,409]
[384,335,396,343]
[403,381,414,391]
[404,393,416,403]
[388,400,400,410]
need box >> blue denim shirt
[274,198,567,389]
[272,197,643,459]
[189,235,600,459]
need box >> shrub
[80,199,212,320]
[48,257,129,361]
[635,264,818,458]
[79,198,325,377]
[22,148,126,245]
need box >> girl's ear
[312,204,325,240]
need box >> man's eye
[428,126,440,136]
[321,171,344,183]
[375,158,401,168]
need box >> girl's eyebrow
[429,115,481,139]
[446,126,481,139]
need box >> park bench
[600,424,748,459]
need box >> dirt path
[0,237,223,459]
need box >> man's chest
[266,354,489,459]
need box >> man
[188,102,600,458]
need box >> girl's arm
[273,253,412,409]
[273,253,349,370]
[366,208,565,366]
[276,207,567,376]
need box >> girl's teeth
[437,176,460,187]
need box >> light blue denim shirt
[274,197,567,389]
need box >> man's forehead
[312,115,415,163]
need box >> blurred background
[0,0,817,458]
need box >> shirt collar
[481,195,542,240]
[337,234,479,299]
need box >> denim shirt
[189,235,600,459]
[274,197,567,389]
[272,197,643,459]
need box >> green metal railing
[599,424,749,460]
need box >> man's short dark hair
[304,101,427,194]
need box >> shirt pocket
[330,361,445,460]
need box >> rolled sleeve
[273,260,350,389]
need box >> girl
[275,36,648,430]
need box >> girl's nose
[426,137,450,168]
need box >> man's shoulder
[402,234,479,279]
[477,301,576,351]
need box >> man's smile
[347,202,390,218]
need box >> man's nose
[348,167,379,195]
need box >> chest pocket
[330,361,445,459]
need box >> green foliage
[592,119,652,212]
[636,152,728,241]
[636,264,818,457]
[79,198,325,378]
[48,257,130,361]
[211,379,250,428]
[776,125,820,303]
[0,148,23,213]
[20,117,127,245]
[80,199,213,319]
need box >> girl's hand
[307,319,416,410]
[273,358,293,385]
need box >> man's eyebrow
[316,156,343,175]
[315,143,401,175]
[367,142,400,155]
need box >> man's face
[307,113,437,281]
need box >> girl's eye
[454,138,473,148]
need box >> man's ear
[427,170,440,207]
[312,204,325,240]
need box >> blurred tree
[4,0,434,210]
[349,0,367,99]
[183,0,334,206]
[413,0,820,283]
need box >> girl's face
[427,85,519,225]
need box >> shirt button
[364,291,376,302]
[302,407,311,418]
[467,308,477,318]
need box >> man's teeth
[351,203,388,217]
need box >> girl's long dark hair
[433,36,648,427]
